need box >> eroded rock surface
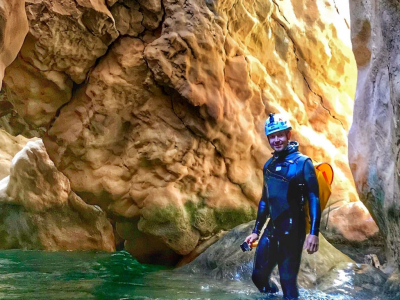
[0,129,30,180]
[39,0,361,262]
[0,140,115,251]
[348,0,400,272]
[2,0,119,128]
[0,0,367,261]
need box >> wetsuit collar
[272,141,299,158]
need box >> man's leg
[277,232,305,300]
[252,234,279,293]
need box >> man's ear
[287,130,292,140]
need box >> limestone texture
[348,0,400,272]
[2,0,119,129]
[3,0,365,261]
[0,140,115,251]
[0,129,30,180]
[40,0,360,262]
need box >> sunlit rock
[348,0,400,271]
[321,201,379,242]
[320,201,384,264]
[40,0,361,262]
[0,129,30,180]
[0,140,115,251]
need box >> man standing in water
[244,113,321,300]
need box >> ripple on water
[0,250,388,300]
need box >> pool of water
[0,250,381,300]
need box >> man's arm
[252,184,270,235]
[245,181,270,244]
[303,159,321,254]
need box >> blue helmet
[265,113,292,136]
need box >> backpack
[299,159,334,232]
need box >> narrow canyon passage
[0,0,398,298]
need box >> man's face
[268,130,291,152]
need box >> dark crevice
[271,0,290,25]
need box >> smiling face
[268,129,291,152]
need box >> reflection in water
[0,250,381,299]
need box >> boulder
[0,129,30,180]
[0,139,115,251]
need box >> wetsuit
[252,141,321,300]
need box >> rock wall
[2,0,361,262]
[349,0,400,273]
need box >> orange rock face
[322,201,379,242]
[0,0,368,262]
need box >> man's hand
[245,233,259,245]
[303,234,319,254]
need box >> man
[244,113,321,300]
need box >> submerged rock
[0,140,115,251]
[316,262,387,298]
[178,221,355,289]
[179,221,388,298]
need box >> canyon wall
[1,0,361,263]
[349,0,400,273]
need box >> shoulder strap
[294,154,308,183]
[263,157,274,174]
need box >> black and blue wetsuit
[252,141,321,300]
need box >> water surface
[0,250,379,300]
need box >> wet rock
[316,262,388,298]
[178,221,354,290]
[0,140,115,251]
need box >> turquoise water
[0,250,368,300]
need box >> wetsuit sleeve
[252,181,270,235]
[303,159,321,236]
